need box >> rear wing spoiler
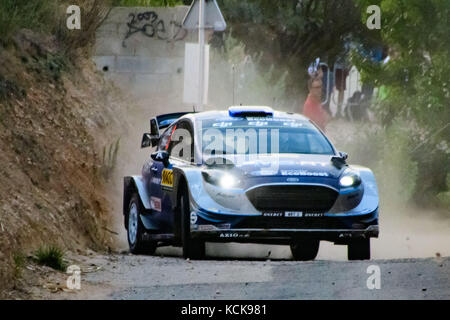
[142,112,191,148]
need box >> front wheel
[127,194,157,255]
[348,238,371,260]
[180,193,205,260]
[290,239,320,261]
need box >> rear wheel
[348,238,370,260]
[127,194,157,255]
[180,192,205,260]
[290,239,320,261]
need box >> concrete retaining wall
[93,6,194,104]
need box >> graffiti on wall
[122,11,187,47]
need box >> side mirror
[150,118,160,136]
[151,150,169,165]
[339,151,348,161]
[141,133,160,148]
[331,151,348,169]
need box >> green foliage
[0,0,56,40]
[13,252,26,280]
[114,0,184,6]
[353,0,450,207]
[0,0,111,62]
[354,0,450,127]
[35,246,67,271]
[437,174,450,209]
[216,0,366,97]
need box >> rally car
[123,106,379,260]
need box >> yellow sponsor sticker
[161,169,174,188]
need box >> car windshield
[197,118,334,155]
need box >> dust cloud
[107,53,450,261]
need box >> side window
[168,121,194,162]
[158,125,175,151]
[307,134,328,154]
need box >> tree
[216,0,367,99]
[354,0,450,205]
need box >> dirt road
[38,113,446,301]
[30,247,449,300]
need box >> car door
[147,124,176,230]
[162,120,194,232]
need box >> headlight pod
[339,168,361,188]
[202,170,240,189]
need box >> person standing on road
[302,70,329,131]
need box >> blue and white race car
[123,106,379,260]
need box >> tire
[348,238,370,260]
[290,239,320,261]
[127,194,157,255]
[180,192,205,260]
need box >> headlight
[202,170,240,189]
[339,169,361,187]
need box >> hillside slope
[0,30,131,294]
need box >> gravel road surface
[49,244,449,300]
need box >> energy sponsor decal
[161,168,174,189]
[303,212,325,217]
[262,212,283,217]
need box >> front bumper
[191,224,379,244]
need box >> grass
[13,253,26,280]
[0,0,56,40]
[35,246,67,272]
[114,0,185,6]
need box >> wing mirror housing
[141,133,160,148]
[339,151,348,161]
[141,117,162,148]
[151,150,170,165]
[331,151,348,169]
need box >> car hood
[203,153,345,189]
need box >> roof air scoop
[228,106,273,118]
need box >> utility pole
[197,0,205,111]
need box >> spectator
[302,72,329,131]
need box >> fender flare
[123,176,152,217]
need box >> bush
[437,174,450,209]
[35,246,67,271]
[353,0,450,209]
[0,0,56,40]
[114,0,185,6]
[0,0,111,60]
[13,252,26,280]
[55,0,111,56]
